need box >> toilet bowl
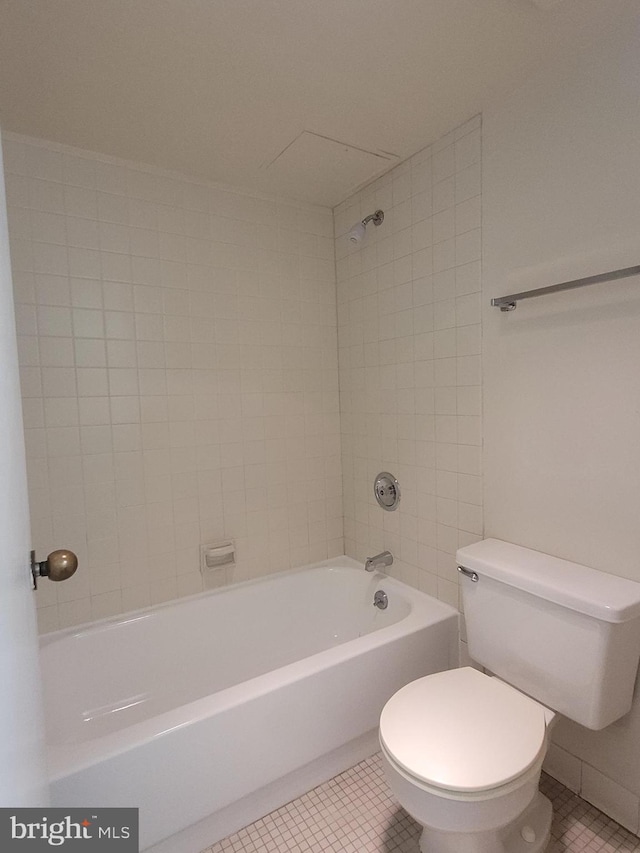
[377,539,640,853]
[379,667,555,853]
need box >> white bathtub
[40,557,458,852]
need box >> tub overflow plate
[374,472,400,511]
[373,590,389,610]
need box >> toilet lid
[379,667,548,793]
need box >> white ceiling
[0,0,634,207]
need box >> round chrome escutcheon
[373,472,400,512]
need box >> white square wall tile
[15,304,38,335]
[455,163,481,204]
[37,306,72,337]
[77,368,109,397]
[433,178,455,213]
[73,308,104,338]
[81,425,114,455]
[454,129,481,171]
[46,426,81,457]
[31,180,65,215]
[44,397,79,428]
[110,396,141,424]
[581,763,639,833]
[58,599,92,630]
[26,146,63,182]
[91,591,123,621]
[42,367,77,397]
[543,743,581,793]
[22,398,44,430]
[68,247,101,279]
[105,311,135,340]
[107,339,137,367]
[103,282,134,311]
[66,217,100,250]
[64,186,97,219]
[83,453,115,485]
[39,337,74,367]
[456,324,481,357]
[455,293,481,327]
[79,397,111,426]
[108,368,139,396]
[432,146,455,183]
[455,229,481,265]
[36,274,71,306]
[17,335,39,368]
[71,278,103,309]
[74,338,107,367]
[455,196,481,235]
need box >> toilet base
[418,791,552,853]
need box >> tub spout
[365,551,393,572]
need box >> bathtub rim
[41,555,389,646]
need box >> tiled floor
[201,753,640,853]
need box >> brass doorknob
[31,549,79,590]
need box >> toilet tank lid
[456,539,640,623]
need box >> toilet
[379,538,640,853]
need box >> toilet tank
[457,539,640,730]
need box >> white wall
[336,117,482,611]
[4,135,342,632]
[483,20,640,832]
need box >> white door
[0,130,49,806]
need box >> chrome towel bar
[491,264,640,312]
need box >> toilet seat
[379,667,549,794]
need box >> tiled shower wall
[4,133,342,632]
[335,117,482,608]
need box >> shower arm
[361,210,384,228]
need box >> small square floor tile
[201,754,640,853]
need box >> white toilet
[379,539,640,853]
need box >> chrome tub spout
[365,551,393,572]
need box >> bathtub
[40,556,458,852]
